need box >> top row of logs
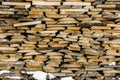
[1,0,120,7]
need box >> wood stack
[0,0,120,79]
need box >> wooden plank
[14,21,41,27]
[96,4,116,8]
[60,9,88,13]
[32,1,60,6]
[63,2,91,6]
[2,2,31,6]
[0,10,14,14]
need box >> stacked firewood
[0,0,120,80]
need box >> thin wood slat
[63,2,91,6]
[32,1,60,6]
[13,21,41,27]
[2,2,31,6]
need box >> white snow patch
[0,70,10,75]
[9,8,15,10]
[27,71,55,80]
[48,73,55,79]
[5,76,22,79]
[25,4,31,9]
[109,62,116,66]
[26,71,35,74]
[61,77,74,80]
[32,71,47,80]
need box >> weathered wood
[0,0,120,79]
[33,1,60,6]
[14,21,41,27]
[2,2,31,6]
[63,2,91,6]
[0,10,14,14]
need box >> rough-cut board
[0,10,14,14]
[2,2,31,6]
[0,0,120,80]
[32,1,60,6]
[63,2,91,5]
[13,21,41,27]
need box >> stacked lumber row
[0,0,120,79]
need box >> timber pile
[0,0,120,80]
